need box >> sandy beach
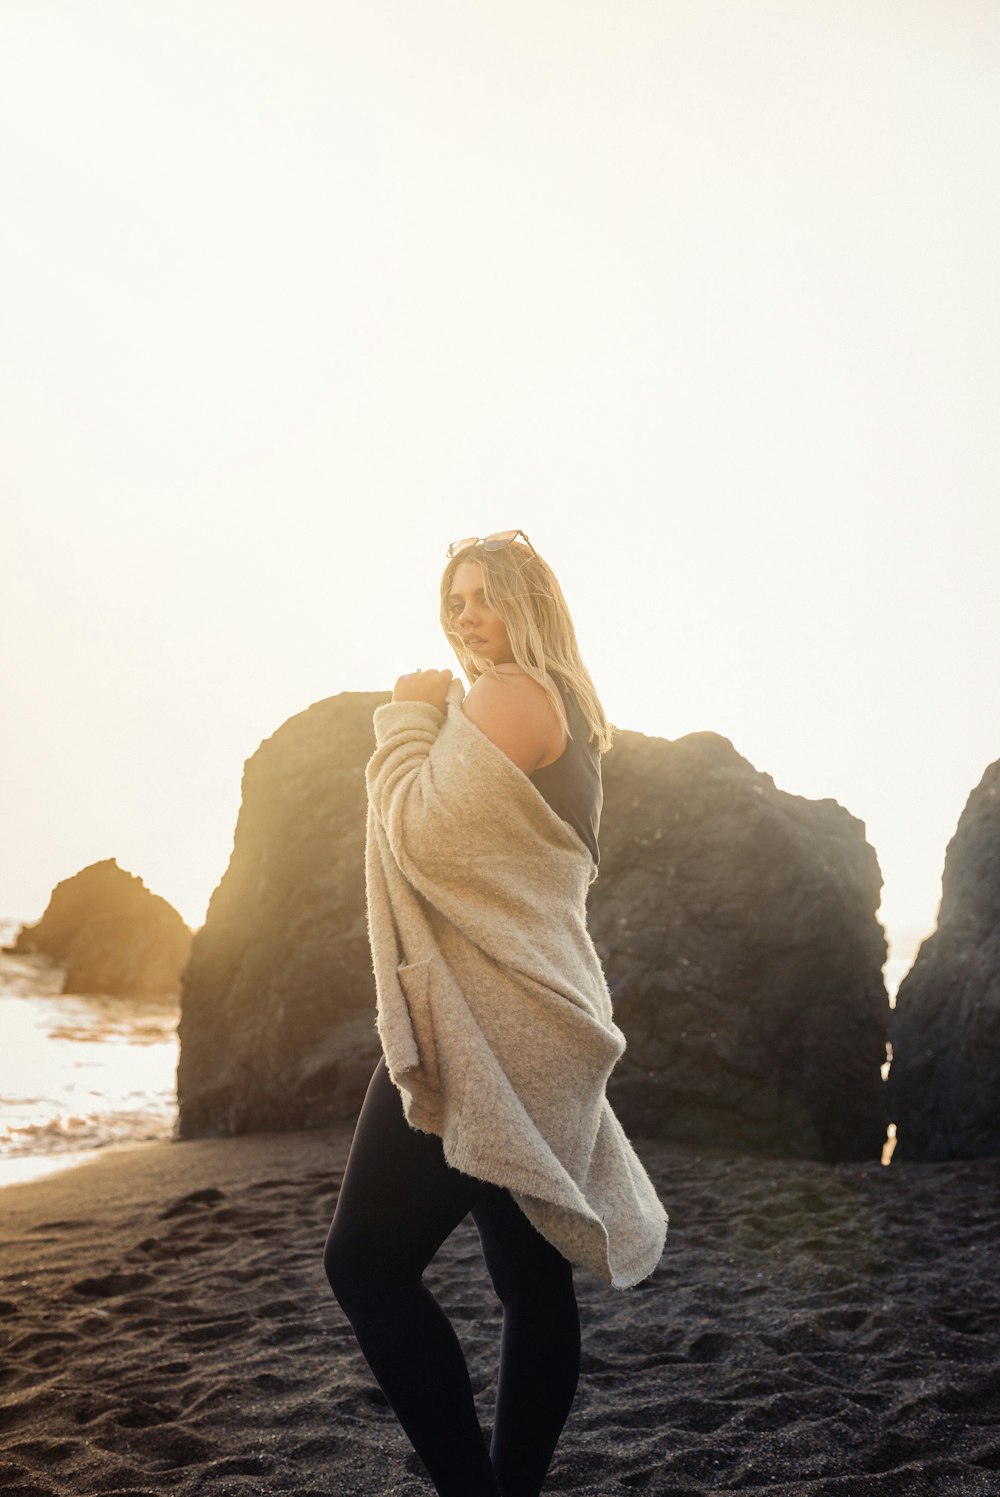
[1,1127,999,1497]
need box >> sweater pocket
[396,958,441,1093]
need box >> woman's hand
[392,668,454,714]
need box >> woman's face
[445,560,514,666]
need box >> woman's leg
[471,1185,581,1497]
[323,1058,500,1497]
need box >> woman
[324,531,667,1497]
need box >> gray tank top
[529,681,603,865]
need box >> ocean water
[0,917,180,1189]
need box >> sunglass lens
[483,530,521,550]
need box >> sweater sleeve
[366,699,453,877]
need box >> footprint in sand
[254,1298,301,1319]
[267,1321,319,1346]
[0,1458,58,1497]
[931,1304,986,1336]
[33,1219,95,1233]
[70,1272,155,1299]
[95,1420,217,1469]
[199,1453,271,1476]
[126,1236,179,1263]
[158,1188,226,1220]
[3,1436,77,1467]
[5,1329,76,1355]
[250,1371,290,1396]
[686,1330,732,1363]
[171,1314,255,1346]
[0,1388,59,1435]
[71,1391,117,1425]
[115,1395,180,1428]
[969,1441,1000,1472]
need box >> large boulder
[593,730,888,1161]
[177,694,387,1137]
[178,693,888,1159]
[8,859,191,997]
[889,759,1000,1160]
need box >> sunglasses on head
[445,529,537,560]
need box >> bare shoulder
[462,670,563,775]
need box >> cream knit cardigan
[365,678,668,1290]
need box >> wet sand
[1,1125,999,1496]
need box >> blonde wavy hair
[440,540,613,754]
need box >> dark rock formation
[177,695,388,1138]
[178,693,888,1159]
[9,859,191,997]
[593,730,888,1161]
[889,759,1000,1160]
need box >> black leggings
[323,1056,581,1497]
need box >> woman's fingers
[392,668,454,709]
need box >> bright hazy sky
[2,2,997,978]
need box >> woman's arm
[461,670,564,775]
